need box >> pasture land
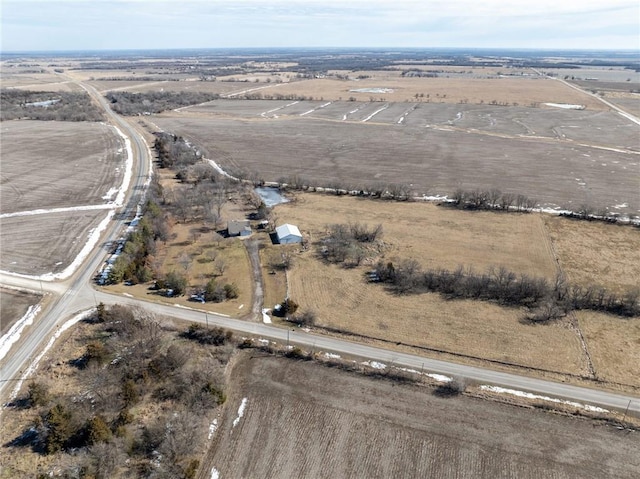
[202,354,640,479]
[0,288,41,336]
[0,121,124,213]
[577,311,640,388]
[542,216,640,294]
[87,79,244,96]
[152,107,638,215]
[0,211,107,276]
[258,76,606,108]
[268,194,639,385]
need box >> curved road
[1,76,638,416]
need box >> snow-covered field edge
[0,304,42,361]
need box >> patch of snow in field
[544,103,585,110]
[350,88,394,94]
[208,419,218,440]
[206,158,239,181]
[362,105,389,122]
[260,100,298,118]
[362,361,386,370]
[211,468,220,479]
[0,204,113,219]
[102,187,119,201]
[300,101,332,117]
[261,308,272,324]
[0,304,41,361]
[8,309,94,402]
[613,203,629,209]
[324,353,341,359]
[479,385,609,413]
[232,398,248,427]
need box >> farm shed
[276,223,302,244]
[228,219,252,237]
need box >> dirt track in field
[201,353,640,479]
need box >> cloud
[1,0,638,51]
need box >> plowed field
[201,354,640,479]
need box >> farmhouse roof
[276,223,302,239]
[228,219,251,236]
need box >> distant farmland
[152,101,639,215]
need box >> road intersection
[1,77,638,416]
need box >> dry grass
[276,194,558,278]
[106,225,253,318]
[269,76,605,108]
[287,252,585,375]
[266,194,591,375]
[259,243,289,310]
[577,311,640,388]
[543,216,640,294]
[200,354,639,479]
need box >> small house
[228,219,251,237]
[276,223,302,244]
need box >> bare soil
[0,120,124,213]
[201,353,640,479]
[151,107,639,215]
[0,288,41,336]
[0,211,107,276]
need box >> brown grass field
[201,353,640,479]
[151,107,639,215]
[0,288,41,336]
[577,311,640,387]
[264,193,639,384]
[0,211,107,276]
[265,76,606,108]
[0,121,124,213]
[542,216,640,294]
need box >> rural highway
[1,77,638,417]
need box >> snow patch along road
[0,304,41,361]
[479,385,609,413]
[7,308,95,402]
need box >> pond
[255,187,288,207]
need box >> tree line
[105,91,219,115]
[1,90,104,122]
[6,304,232,479]
[374,261,639,319]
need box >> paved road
[1,75,638,416]
[0,76,153,401]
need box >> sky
[1,0,639,52]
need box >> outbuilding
[228,219,251,237]
[275,223,302,244]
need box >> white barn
[276,223,302,244]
